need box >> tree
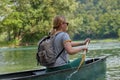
[73,0,120,40]
[1,0,79,44]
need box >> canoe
[0,56,107,80]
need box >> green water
[0,42,120,80]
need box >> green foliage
[73,0,120,40]
[1,0,78,44]
[0,0,120,46]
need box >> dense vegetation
[0,0,120,46]
[74,0,120,40]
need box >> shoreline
[0,38,120,48]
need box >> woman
[47,15,90,71]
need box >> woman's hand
[84,38,90,45]
[82,46,88,52]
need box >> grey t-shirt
[51,32,71,67]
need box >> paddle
[66,42,89,80]
[77,42,89,71]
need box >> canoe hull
[0,56,107,80]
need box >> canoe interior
[0,56,107,80]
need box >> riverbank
[0,38,119,48]
[0,41,36,48]
[89,38,120,43]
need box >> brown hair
[50,15,66,35]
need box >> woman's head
[50,15,69,35]
[53,15,68,30]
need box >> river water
[0,42,120,80]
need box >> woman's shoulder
[59,32,70,39]
[59,32,69,35]
[55,32,70,39]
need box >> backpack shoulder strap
[56,48,65,59]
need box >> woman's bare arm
[64,41,87,55]
[71,41,85,47]
[71,38,90,47]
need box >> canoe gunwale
[0,56,108,80]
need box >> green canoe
[0,56,107,80]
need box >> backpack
[36,32,64,67]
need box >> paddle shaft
[77,42,89,70]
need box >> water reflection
[89,42,120,50]
[0,42,120,80]
[0,46,40,74]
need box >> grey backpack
[36,32,64,67]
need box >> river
[0,42,120,80]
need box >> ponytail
[49,28,56,35]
